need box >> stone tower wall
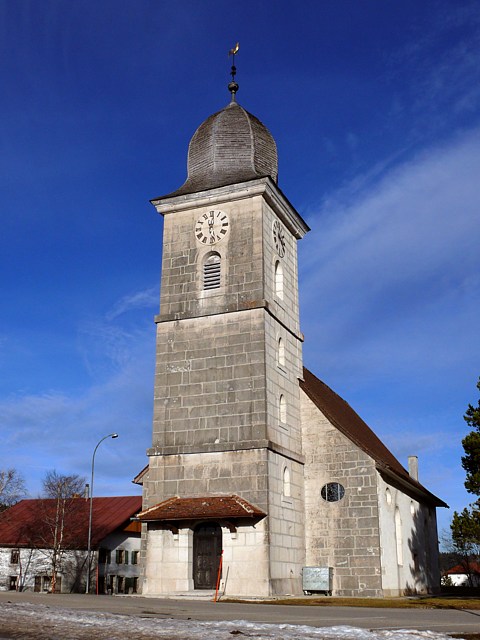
[150,309,269,458]
[143,180,308,596]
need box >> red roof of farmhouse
[0,496,142,549]
[446,562,480,575]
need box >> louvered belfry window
[203,252,221,290]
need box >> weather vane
[228,42,240,100]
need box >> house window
[278,337,285,367]
[321,482,345,502]
[98,548,111,564]
[283,467,291,497]
[124,550,129,565]
[279,394,287,423]
[10,549,19,564]
[203,252,221,290]
[9,576,17,591]
[274,260,284,300]
[131,550,139,565]
[116,549,124,564]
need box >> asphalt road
[0,591,479,635]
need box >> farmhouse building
[0,496,141,594]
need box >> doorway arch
[193,523,222,589]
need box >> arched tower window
[203,252,221,290]
[279,394,287,423]
[395,507,403,566]
[283,466,291,497]
[274,260,284,300]
[278,337,285,367]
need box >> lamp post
[86,433,118,594]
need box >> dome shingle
[166,100,278,197]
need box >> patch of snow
[0,602,454,640]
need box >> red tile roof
[137,495,265,522]
[447,562,480,575]
[301,367,447,507]
[0,496,142,549]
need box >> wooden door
[193,523,222,589]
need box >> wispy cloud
[106,286,158,321]
[0,344,153,496]
[77,286,158,380]
[299,123,480,531]
[0,288,157,497]
[300,126,480,382]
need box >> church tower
[139,65,309,596]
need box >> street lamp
[86,433,119,594]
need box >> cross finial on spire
[228,42,240,101]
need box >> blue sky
[1,1,479,537]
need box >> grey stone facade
[302,393,383,597]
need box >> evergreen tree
[451,377,480,574]
[462,377,480,495]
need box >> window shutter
[203,254,221,290]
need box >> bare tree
[40,471,86,592]
[42,471,85,500]
[0,469,27,511]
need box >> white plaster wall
[98,531,141,591]
[144,520,271,596]
[446,573,480,587]
[0,547,87,592]
[0,532,141,594]
[221,521,270,596]
[377,474,441,595]
[143,526,192,593]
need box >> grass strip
[221,596,480,610]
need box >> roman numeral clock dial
[273,219,286,257]
[195,210,230,245]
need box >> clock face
[272,220,286,257]
[195,210,230,245]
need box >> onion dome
[167,100,278,197]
